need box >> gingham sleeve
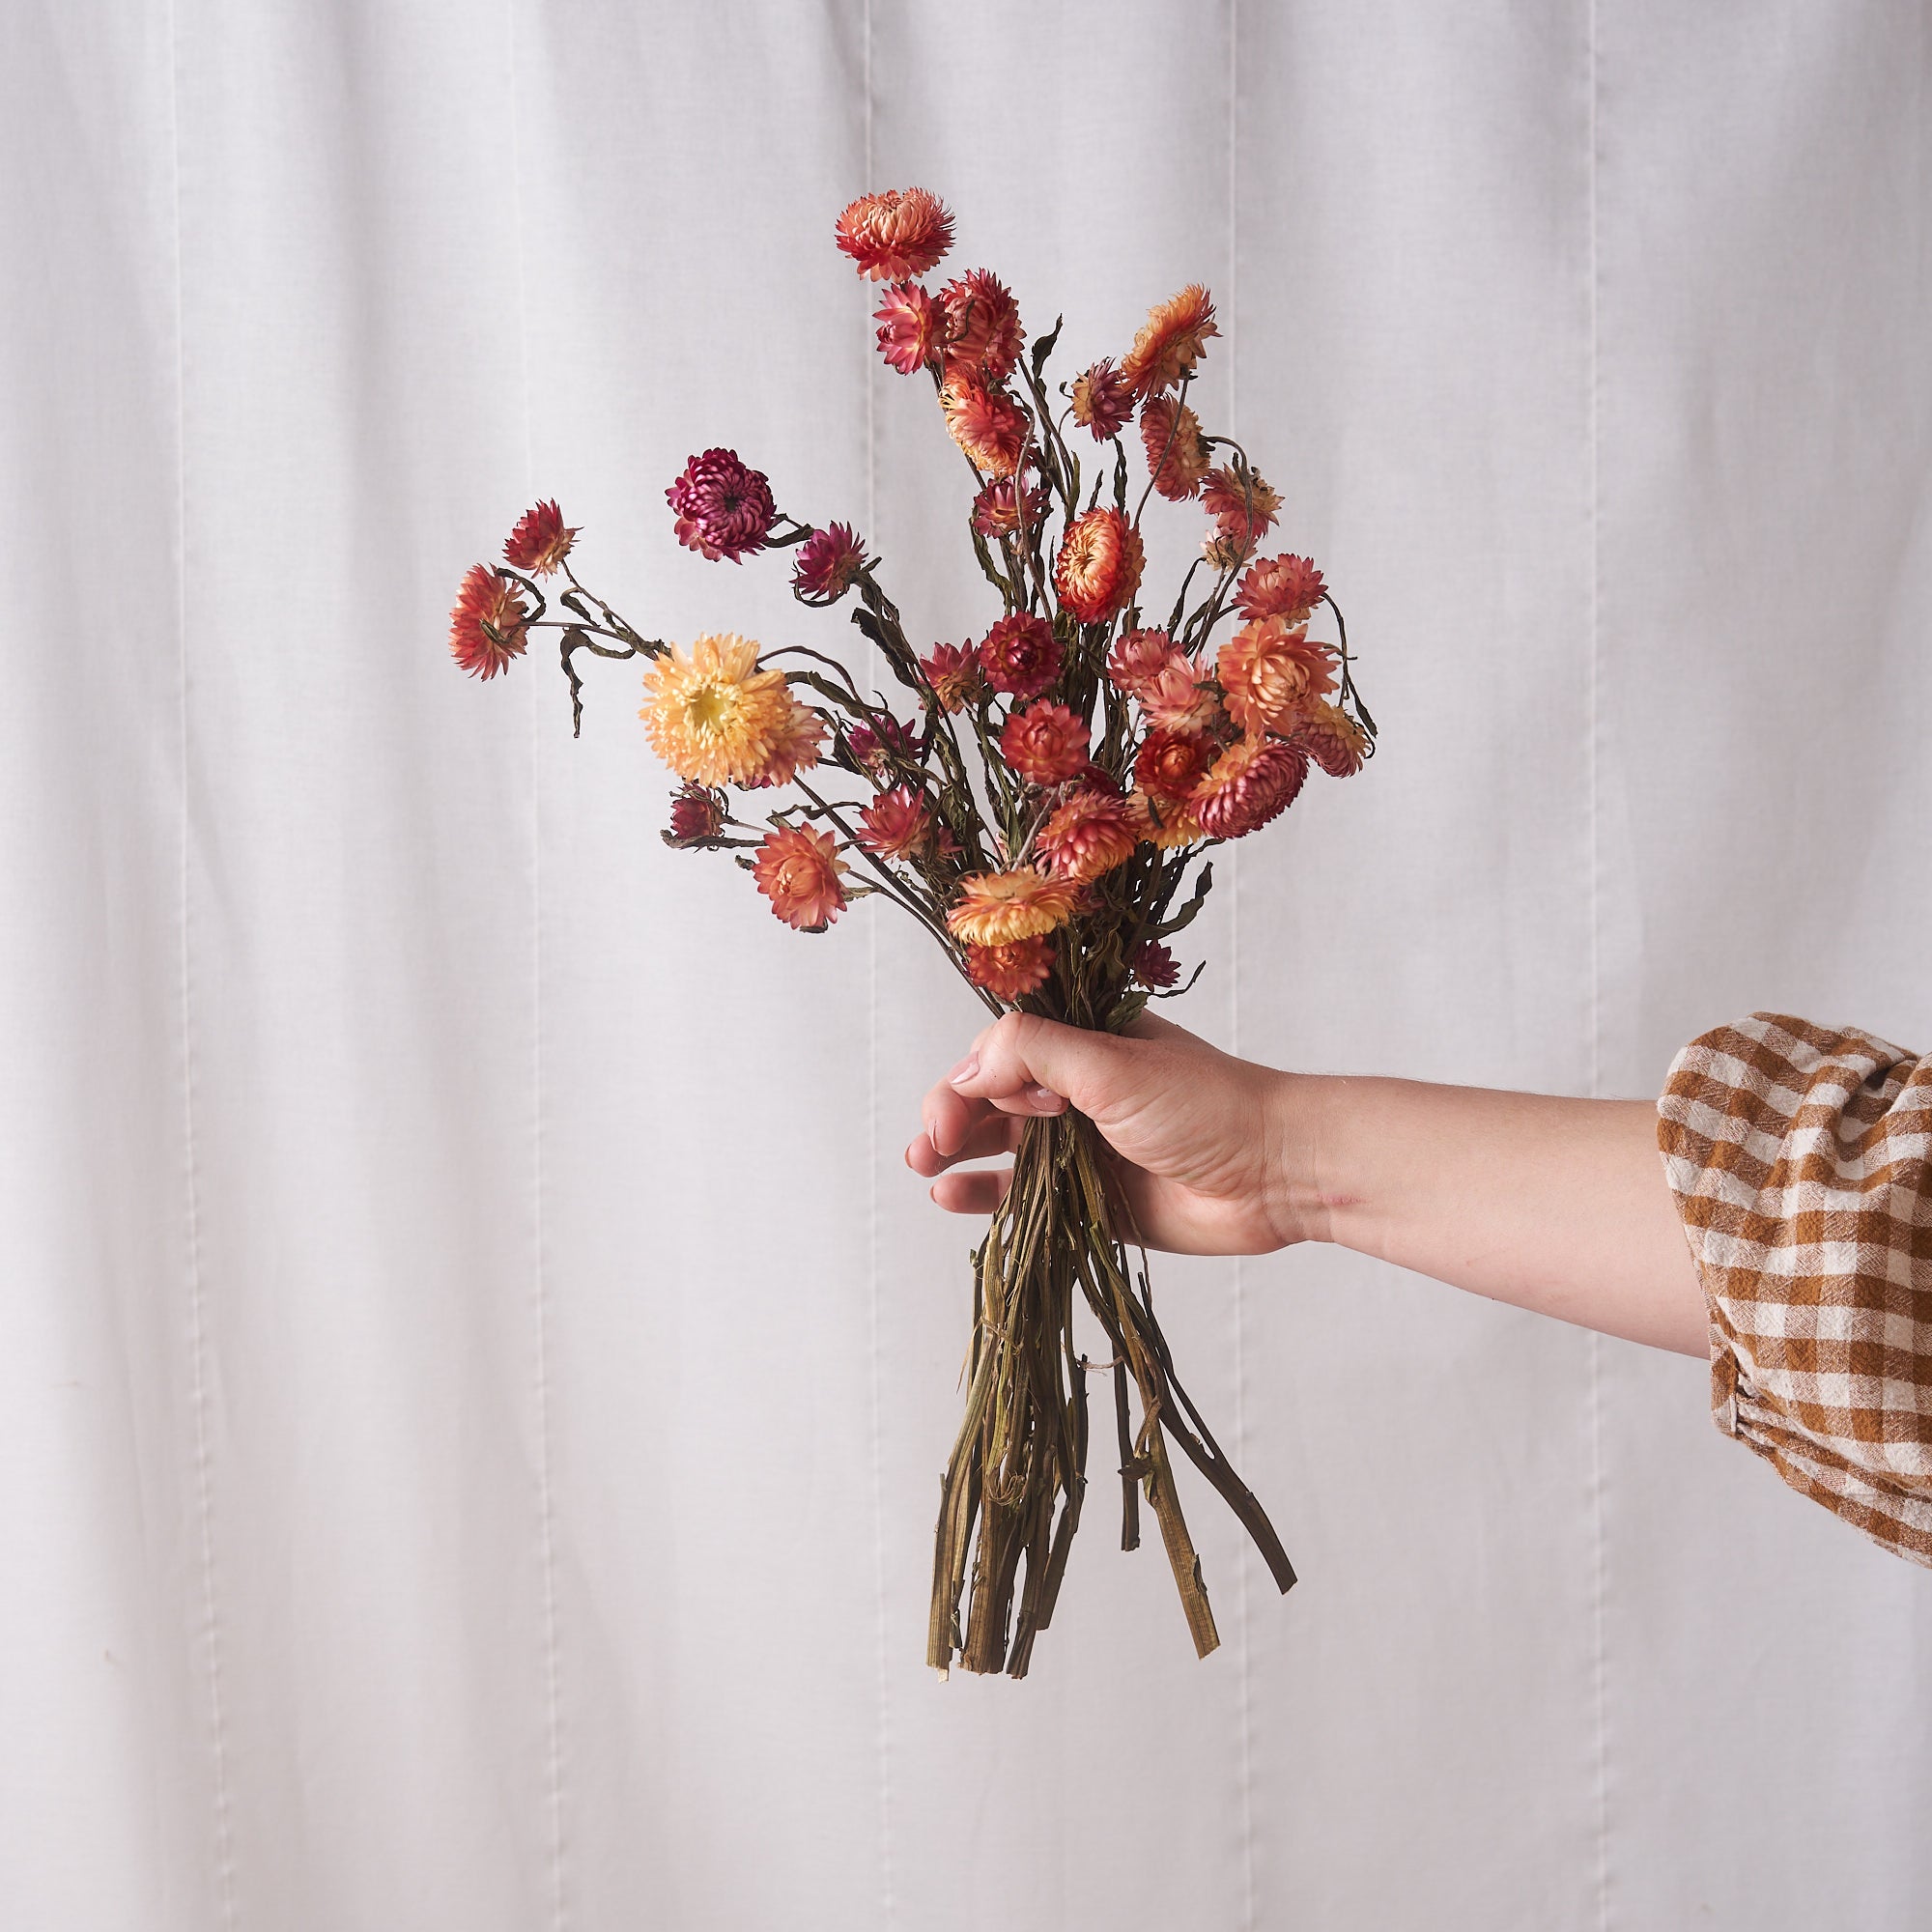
[1658,1012,1932,1566]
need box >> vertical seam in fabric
[1585,3,1611,1929]
[1228,5,1257,1926]
[505,6,568,1923]
[166,5,238,1921]
[861,4,895,1920]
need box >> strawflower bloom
[1120,284,1218,397]
[1299,701,1372,778]
[791,523,868,604]
[1138,658,1225,736]
[501,499,578,576]
[947,867,1082,946]
[1036,788,1136,882]
[666,448,777,562]
[1235,554,1326,624]
[664,782,727,848]
[835,187,954,281]
[1124,788,1204,849]
[449,565,529,679]
[873,280,945,374]
[753,824,849,930]
[921,640,983,713]
[1130,939,1180,989]
[751,698,828,788]
[977,611,1061,699]
[971,476,1046,538]
[1141,396,1211,501]
[639,633,794,786]
[940,378,1029,477]
[1001,700,1090,785]
[1190,736,1310,838]
[1053,506,1145,624]
[1202,530,1253,574]
[940,270,1024,384]
[846,712,919,775]
[1134,727,1217,802]
[1202,466,1281,551]
[858,785,932,860]
[1107,627,1184,697]
[1068,359,1136,440]
[1216,615,1339,736]
[965,935,1055,1001]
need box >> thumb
[951,1011,1142,1122]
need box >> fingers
[928,1166,1011,1216]
[946,1011,1133,1122]
[903,1109,1023,1179]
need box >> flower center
[684,684,737,736]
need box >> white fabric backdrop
[4,2,1929,1926]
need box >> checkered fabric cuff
[1658,1012,1932,1567]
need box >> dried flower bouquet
[450,188,1376,1677]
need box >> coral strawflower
[1124,788,1204,849]
[448,564,530,679]
[750,698,828,789]
[1068,359,1136,440]
[1130,939,1181,989]
[1001,700,1090,785]
[940,270,1024,384]
[1299,701,1372,778]
[1202,466,1281,551]
[1141,396,1211,501]
[666,448,777,562]
[1134,727,1217,802]
[946,867,1082,946]
[1216,615,1339,736]
[940,378,1030,477]
[1235,554,1326,624]
[1053,506,1145,624]
[835,187,954,281]
[965,935,1055,1001]
[920,641,983,713]
[663,782,727,848]
[873,280,946,374]
[639,633,794,786]
[753,824,849,930]
[501,499,578,577]
[791,523,868,604]
[971,476,1045,538]
[1107,627,1184,697]
[977,612,1061,699]
[1036,788,1136,882]
[1120,284,1218,397]
[1138,659,1225,736]
[1190,736,1310,838]
[858,785,932,860]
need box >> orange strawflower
[858,785,932,860]
[753,824,849,930]
[873,281,945,374]
[1069,358,1136,440]
[947,867,1082,946]
[920,641,983,713]
[1120,284,1218,397]
[1141,396,1210,501]
[449,564,529,679]
[639,633,795,786]
[1215,616,1339,736]
[1124,788,1204,849]
[1235,554,1325,624]
[835,187,954,282]
[940,270,1024,384]
[1000,700,1090,785]
[1190,736,1309,838]
[940,378,1029,477]
[1298,701,1372,778]
[1036,788,1136,882]
[965,935,1055,1001]
[1201,466,1281,551]
[501,500,578,577]
[1053,506,1145,624]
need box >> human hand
[904,1010,1309,1256]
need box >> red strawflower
[873,280,945,374]
[921,641,984,713]
[753,824,848,930]
[940,378,1030,477]
[1190,737,1310,838]
[846,713,919,774]
[965,935,1055,1001]
[835,187,954,281]
[666,448,777,562]
[1134,727,1216,802]
[1130,939,1180,989]
[663,782,727,848]
[971,476,1046,538]
[448,564,529,679]
[1054,506,1145,624]
[939,269,1024,384]
[1107,627,1183,697]
[1235,554,1326,624]
[501,499,578,577]
[977,612,1062,699]
[1140,396,1210,501]
[1068,359,1136,440]
[858,784,932,860]
[1035,788,1136,882]
[1001,700,1089,786]
[1201,466,1281,552]
[791,523,868,604]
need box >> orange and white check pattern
[1658,1011,1932,1566]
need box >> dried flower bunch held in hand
[449,188,1378,1678]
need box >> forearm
[1274,1074,1709,1355]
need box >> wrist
[1259,1069,1361,1250]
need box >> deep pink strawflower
[501,499,578,576]
[666,448,777,563]
[1130,939,1181,989]
[448,564,529,679]
[977,612,1062,700]
[846,713,919,774]
[1069,359,1136,440]
[664,782,727,848]
[791,523,868,604]
[971,476,1045,538]
[873,281,945,374]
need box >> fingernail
[1027,1084,1063,1109]
[947,1053,980,1086]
